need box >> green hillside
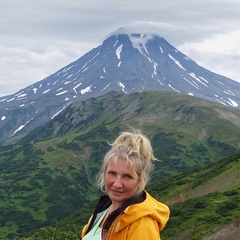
[3,151,239,240]
[18,91,240,180]
[53,151,240,240]
[0,91,239,239]
[150,152,240,239]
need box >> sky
[0,0,240,97]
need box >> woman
[81,130,170,240]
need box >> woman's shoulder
[124,191,170,224]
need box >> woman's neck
[111,201,123,211]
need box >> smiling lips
[110,189,124,194]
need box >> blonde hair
[97,130,157,196]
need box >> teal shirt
[82,208,108,240]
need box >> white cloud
[108,21,184,37]
[180,30,240,54]
[0,0,240,96]
[178,30,240,81]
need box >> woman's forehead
[107,157,135,173]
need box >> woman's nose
[113,177,122,188]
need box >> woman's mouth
[110,189,124,194]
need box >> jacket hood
[113,191,170,232]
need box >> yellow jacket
[82,191,170,240]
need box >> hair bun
[111,131,157,163]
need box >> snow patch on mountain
[118,82,127,94]
[189,73,208,87]
[183,77,199,89]
[224,90,235,96]
[168,54,186,70]
[73,83,83,94]
[43,89,50,94]
[7,97,15,102]
[129,34,153,55]
[17,93,27,98]
[215,98,227,106]
[157,79,164,85]
[33,88,38,94]
[81,85,92,95]
[228,98,238,107]
[12,118,33,136]
[56,90,68,96]
[116,44,123,59]
[101,83,111,92]
[168,84,180,93]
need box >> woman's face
[105,157,140,207]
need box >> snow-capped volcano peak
[129,34,155,53]
[0,26,240,145]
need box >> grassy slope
[1,152,239,240]
[33,152,239,240]
[150,152,240,239]
[0,91,240,238]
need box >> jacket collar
[85,191,146,234]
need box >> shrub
[216,200,238,215]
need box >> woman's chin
[108,191,126,203]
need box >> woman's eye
[108,171,116,175]
[124,175,133,179]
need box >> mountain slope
[0,91,239,238]
[0,30,240,145]
[18,91,240,154]
[150,152,240,240]
[51,152,240,240]
[12,151,239,240]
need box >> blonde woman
[82,130,170,240]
